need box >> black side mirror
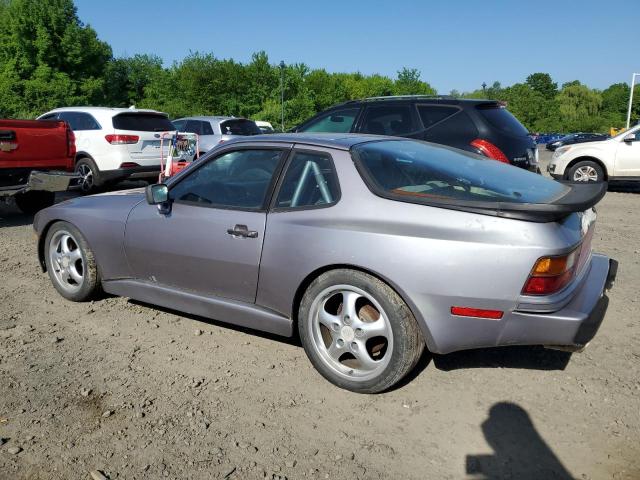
[145,183,169,205]
[623,133,635,143]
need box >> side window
[275,151,340,209]
[58,112,100,131]
[200,121,214,135]
[170,149,283,210]
[299,108,360,133]
[172,120,186,131]
[417,105,460,129]
[39,113,58,121]
[360,105,417,136]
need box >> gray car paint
[34,134,612,354]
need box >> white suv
[548,124,640,183]
[38,107,175,192]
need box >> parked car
[37,107,175,192]
[34,134,616,393]
[546,133,609,151]
[172,116,261,154]
[0,118,79,213]
[292,96,539,171]
[255,120,275,134]
[548,124,640,182]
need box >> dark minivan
[293,96,539,171]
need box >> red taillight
[451,306,504,319]
[105,134,139,145]
[470,139,510,163]
[119,162,140,169]
[522,248,580,295]
[67,128,76,158]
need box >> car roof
[331,95,500,108]
[48,107,166,116]
[175,116,245,122]
[222,133,402,150]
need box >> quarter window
[299,108,360,133]
[170,149,283,210]
[360,105,416,136]
[417,105,459,129]
[184,120,214,136]
[275,151,339,209]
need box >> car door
[123,145,290,303]
[614,128,640,177]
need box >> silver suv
[172,116,261,155]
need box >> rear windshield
[219,119,261,136]
[112,113,174,132]
[352,140,569,205]
[477,105,529,137]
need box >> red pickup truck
[0,119,79,214]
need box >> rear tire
[44,221,101,302]
[568,160,604,183]
[298,269,424,393]
[75,157,102,193]
[14,190,55,215]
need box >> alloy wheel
[48,230,85,294]
[573,165,598,182]
[308,285,393,382]
[76,163,94,192]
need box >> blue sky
[75,0,639,93]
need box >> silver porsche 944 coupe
[34,134,617,393]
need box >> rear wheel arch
[564,156,608,180]
[291,264,436,352]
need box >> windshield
[352,140,569,204]
[219,119,261,136]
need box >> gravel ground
[1,149,639,480]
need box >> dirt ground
[1,149,639,480]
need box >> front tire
[298,269,424,393]
[568,160,604,182]
[44,221,100,301]
[14,190,55,215]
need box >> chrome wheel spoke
[341,290,360,321]
[357,319,390,340]
[68,267,83,284]
[318,306,340,332]
[327,339,347,362]
[59,235,71,254]
[69,248,82,262]
[351,343,378,371]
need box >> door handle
[227,224,258,238]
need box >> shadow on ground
[433,345,572,372]
[467,402,573,479]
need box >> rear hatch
[218,118,261,143]
[112,112,175,166]
[475,103,537,170]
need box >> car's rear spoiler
[465,182,608,222]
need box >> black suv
[293,96,538,171]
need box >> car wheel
[568,161,604,182]
[75,158,102,193]
[298,269,424,393]
[14,190,55,215]
[44,221,100,301]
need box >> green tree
[103,54,164,107]
[0,0,112,117]
[393,67,436,95]
[526,73,557,100]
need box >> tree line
[1,0,638,132]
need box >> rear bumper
[0,170,81,197]
[502,255,616,350]
[101,165,160,183]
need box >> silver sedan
[34,134,617,393]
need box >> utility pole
[482,82,487,94]
[626,73,639,129]
[280,61,286,132]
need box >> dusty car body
[34,134,617,393]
